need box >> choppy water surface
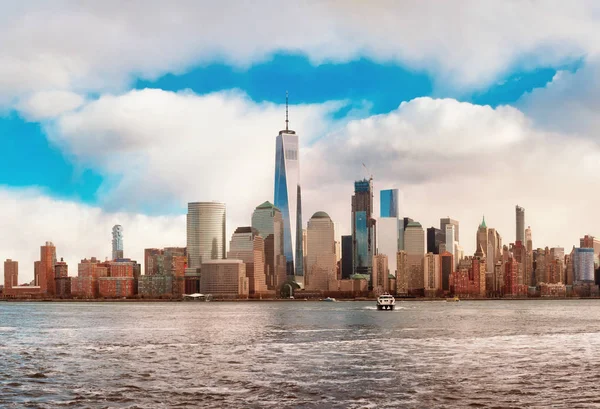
[2,300,600,408]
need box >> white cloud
[17,90,85,120]
[26,89,600,262]
[3,89,600,280]
[301,97,600,255]
[1,0,600,104]
[43,89,342,245]
[0,187,184,283]
[519,60,600,138]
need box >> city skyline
[6,5,600,408]
[4,4,600,281]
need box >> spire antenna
[285,90,289,131]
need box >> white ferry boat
[376,294,396,310]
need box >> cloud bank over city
[2,1,600,280]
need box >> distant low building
[2,259,44,299]
[200,260,248,299]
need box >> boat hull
[377,304,395,310]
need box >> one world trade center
[274,93,304,285]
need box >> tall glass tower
[378,189,399,276]
[274,93,303,281]
[112,225,124,260]
[186,202,226,272]
[352,178,375,288]
[380,189,399,218]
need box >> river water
[2,300,600,408]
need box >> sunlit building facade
[274,106,303,280]
[252,201,286,290]
[200,259,248,299]
[405,221,425,294]
[305,212,337,292]
[186,202,226,273]
[516,205,525,243]
[227,227,268,296]
[424,252,441,297]
[373,254,389,294]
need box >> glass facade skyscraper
[186,202,226,273]
[378,188,400,276]
[252,201,286,290]
[274,101,303,280]
[574,247,595,283]
[352,178,376,286]
[380,189,399,218]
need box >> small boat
[376,294,395,310]
[322,297,337,302]
[446,296,460,302]
[183,293,212,301]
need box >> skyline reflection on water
[2,300,600,408]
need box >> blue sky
[3,53,574,209]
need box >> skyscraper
[227,227,267,296]
[440,217,459,243]
[573,247,595,283]
[476,216,488,262]
[341,235,353,279]
[378,189,400,276]
[252,201,286,290]
[516,205,525,243]
[525,226,533,252]
[274,93,303,280]
[305,212,337,292]
[380,189,399,218]
[186,202,226,274]
[399,217,413,251]
[445,224,456,268]
[424,252,441,296]
[378,217,399,276]
[404,221,425,293]
[373,254,389,294]
[440,251,454,293]
[39,242,56,295]
[112,225,124,260]
[352,178,376,286]
[427,227,444,254]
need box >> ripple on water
[3,301,600,408]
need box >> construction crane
[362,162,373,181]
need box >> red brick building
[98,277,136,298]
[3,259,18,294]
[109,261,134,278]
[450,254,485,298]
[503,258,527,296]
[71,258,108,298]
[39,242,57,296]
[54,258,71,298]
[2,259,44,299]
[54,258,71,297]
[139,248,186,298]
